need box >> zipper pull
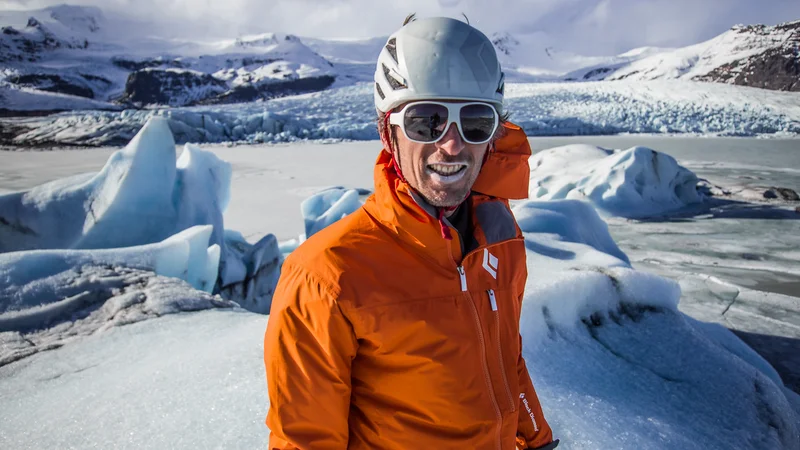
[488,289,497,311]
[458,266,467,292]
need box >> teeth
[429,164,465,175]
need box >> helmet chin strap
[383,119,407,184]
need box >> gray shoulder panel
[475,201,517,245]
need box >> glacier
[2,80,799,147]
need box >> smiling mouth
[427,163,467,177]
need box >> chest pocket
[479,286,522,415]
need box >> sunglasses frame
[388,101,500,145]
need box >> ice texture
[301,187,362,238]
[3,80,799,147]
[0,118,281,315]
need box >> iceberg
[0,225,231,366]
[0,118,281,315]
[0,118,228,252]
[529,144,705,217]
[512,199,799,449]
[301,187,363,238]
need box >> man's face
[391,107,490,208]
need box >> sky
[2,0,799,55]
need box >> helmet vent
[496,72,505,95]
[386,38,398,63]
[382,63,407,90]
[375,82,385,100]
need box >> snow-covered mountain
[564,20,800,91]
[1,4,798,115]
[0,5,351,111]
[489,31,669,81]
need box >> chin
[422,189,469,208]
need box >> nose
[436,122,465,156]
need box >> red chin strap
[382,117,407,184]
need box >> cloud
[2,0,799,55]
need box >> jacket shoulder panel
[474,199,519,245]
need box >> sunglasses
[388,101,500,145]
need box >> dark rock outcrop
[120,69,228,107]
[14,74,96,98]
[697,21,800,92]
[583,67,613,80]
[763,187,800,201]
[111,57,187,71]
[200,75,336,105]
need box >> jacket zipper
[459,266,502,450]
[489,289,516,414]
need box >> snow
[490,30,670,80]
[513,200,631,269]
[0,310,269,449]
[1,190,798,449]
[565,21,799,83]
[529,144,704,217]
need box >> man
[264,15,559,450]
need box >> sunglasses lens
[403,103,449,142]
[459,104,497,143]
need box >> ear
[379,113,396,154]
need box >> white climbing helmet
[374,16,505,114]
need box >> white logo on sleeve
[482,249,498,279]
[519,393,540,432]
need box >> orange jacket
[264,122,555,449]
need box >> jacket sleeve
[515,296,556,449]
[264,261,358,450]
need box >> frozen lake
[1,136,799,389]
